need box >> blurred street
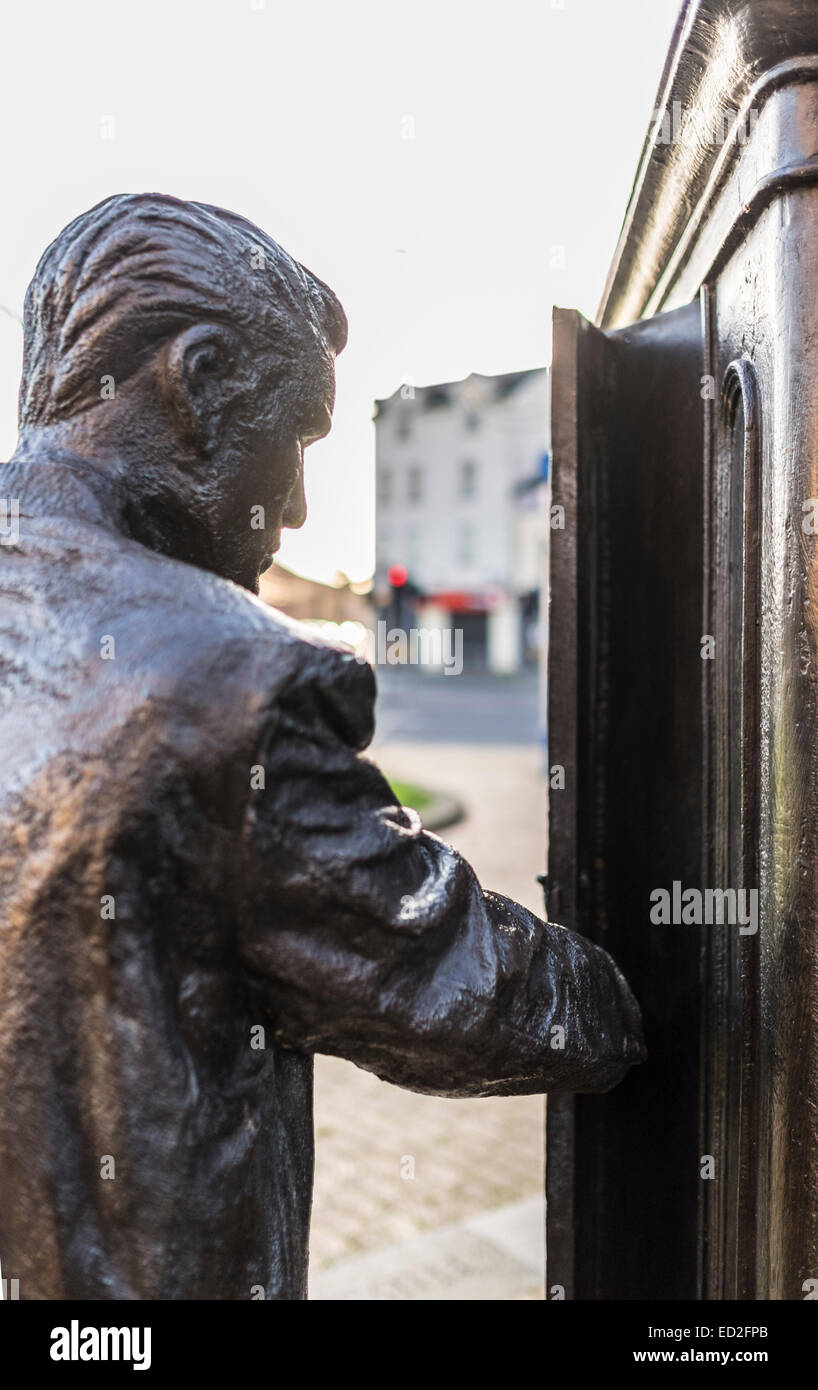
[309,668,547,1300]
[372,667,543,746]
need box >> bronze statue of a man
[0,194,644,1300]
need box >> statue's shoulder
[120,547,376,751]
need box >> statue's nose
[282,472,307,530]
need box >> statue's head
[17,193,348,590]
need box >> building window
[406,524,422,574]
[378,468,393,506]
[460,460,478,499]
[457,522,476,567]
[465,411,481,432]
[407,465,423,504]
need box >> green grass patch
[388,779,433,812]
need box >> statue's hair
[19,192,348,426]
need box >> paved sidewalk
[310,1194,545,1300]
[308,735,547,1298]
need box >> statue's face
[213,343,337,591]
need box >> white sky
[0,0,680,583]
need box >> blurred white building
[373,368,550,673]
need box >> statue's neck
[3,442,223,581]
[3,445,129,530]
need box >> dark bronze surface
[599,0,818,329]
[0,194,644,1300]
[550,0,818,1300]
[546,302,705,1300]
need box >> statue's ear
[162,324,242,457]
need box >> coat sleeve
[237,647,646,1098]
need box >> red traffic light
[387,564,409,588]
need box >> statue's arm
[237,662,645,1098]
